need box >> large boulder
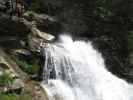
[28,27,55,52]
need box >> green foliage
[17,93,33,100]
[95,0,113,18]
[0,71,14,86]
[0,93,32,100]
[15,59,39,75]
[24,11,35,17]
[0,93,18,100]
[95,7,113,18]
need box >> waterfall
[41,35,133,100]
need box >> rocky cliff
[0,0,132,98]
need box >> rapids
[41,35,133,100]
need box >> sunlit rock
[31,28,55,41]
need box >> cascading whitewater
[41,35,133,100]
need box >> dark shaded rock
[13,49,32,56]
[0,15,30,48]
[23,12,62,35]
[28,28,55,52]
[0,17,30,36]
[34,13,62,35]
[0,63,9,69]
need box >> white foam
[41,35,133,100]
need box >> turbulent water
[41,35,133,100]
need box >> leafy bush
[0,71,14,86]
[0,93,32,100]
[0,93,18,100]
[15,59,39,75]
[24,11,35,17]
[17,93,33,100]
[95,0,113,19]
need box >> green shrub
[24,11,35,17]
[15,59,39,75]
[17,93,33,100]
[0,93,18,100]
[0,93,33,100]
[0,71,14,86]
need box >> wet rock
[28,26,55,52]
[0,48,27,79]
[0,49,17,77]
[13,49,31,56]
[11,79,24,90]
[28,35,43,52]
[31,27,55,41]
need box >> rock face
[31,27,55,41]
[0,47,48,100]
[0,47,27,79]
[0,16,30,48]
[0,18,29,36]
[0,0,132,83]
[28,27,55,52]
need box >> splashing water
[41,35,133,100]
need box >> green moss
[24,11,35,18]
[0,93,18,100]
[17,93,33,100]
[0,93,33,100]
[15,59,39,75]
[0,71,14,86]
